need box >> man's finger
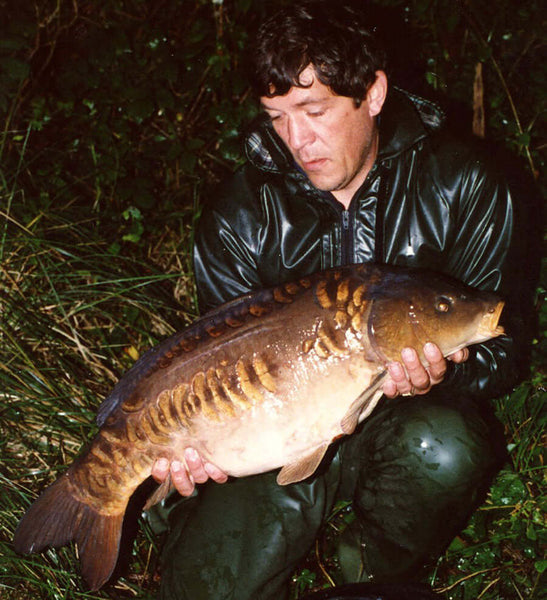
[170,460,195,497]
[184,447,209,484]
[448,347,470,363]
[400,347,430,392]
[423,342,447,384]
[387,359,415,395]
[151,457,170,483]
[382,377,400,398]
[204,462,229,484]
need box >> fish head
[367,269,505,364]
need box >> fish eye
[435,296,453,313]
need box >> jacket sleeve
[439,152,531,400]
[193,175,264,314]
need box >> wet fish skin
[13,263,505,590]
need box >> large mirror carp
[14,263,505,590]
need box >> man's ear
[367,71,388,117]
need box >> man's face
[261,66,387,206]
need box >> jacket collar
[244,88,446,173]
[378,88,445,160]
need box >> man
[153,2,522,598]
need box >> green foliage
[1,0,266,251]
[429,378,546,600]
[0,197,192,599]
[1,0,543,235]
[379,0,544,181]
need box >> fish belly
[183,358,380,477]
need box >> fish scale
[13,263,505,590]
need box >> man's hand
[151,448,229,497]
[382,342,469,398]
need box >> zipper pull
[342,210,350,230]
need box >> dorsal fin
[96,287,280,427]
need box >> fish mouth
[479,301,505,338]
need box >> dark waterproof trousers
[158,391,506,600]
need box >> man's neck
[331,131,379,210]
[332,189,358,210]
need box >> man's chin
[303,173,339,192]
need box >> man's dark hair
[249,1,387,101]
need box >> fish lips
[478,300,505,339]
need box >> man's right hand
[151,448,229,497]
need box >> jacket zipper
[341,209,353,265]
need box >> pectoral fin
[277,443,329,485]
[340,372,387,435]
[144,473,173,510]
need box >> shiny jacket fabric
[194,88,521,400]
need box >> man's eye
[308,110,324,117]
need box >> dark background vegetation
[0,1,544,599]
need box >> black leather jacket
[194,88,522,400]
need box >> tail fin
[14,473,125,591]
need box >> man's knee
[336,396,507,580]
[345,394,507,505]
[391,399,503,489]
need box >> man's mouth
[301,158,327,171]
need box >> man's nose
[286,117,314,151]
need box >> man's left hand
[382,342,469,398]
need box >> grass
[0,193,545,600]
[0,194,194,599]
